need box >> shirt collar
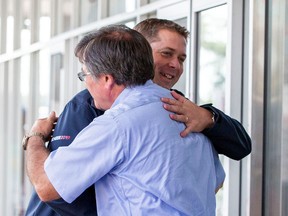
[111,80,154,108]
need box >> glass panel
[6,16,14,52]
[62,0,73,32]
[141,0,161,4]
[283,61,288,216]
[125,20,136,29]
[81,0,98,25]
[39,0,51,42]
[50,52,63,112]
[39,49,50,117]
[21,19,31,48]
[20,55,31,108]
[264,2,288,214]
[108,0,136,16]
[197,5,227,111]
[196,5,228,216]
[39,16,51,42]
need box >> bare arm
[25,111,61,202]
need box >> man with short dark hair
[25,19,251,216]
[24,24,225,216]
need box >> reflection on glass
[39,17,51,41]
[39,49,51,117]
[198,5,227,111]
[108,0,136,16]
[21,20,31,48]
[50,52,63,113]
[139,0,161,5]
[81,0,98,25]
[283,71,288,215]
[147,0,160,3]
[6,16,14,52]
[125,21,136,28]
[197,5,228,216]
[20,55,31,108]
[62,0,73,32]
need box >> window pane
[197,5,227,111]
[283,67,288,215]
[62,0,73,32]
[81,0,98,25]
[108,0,136,16]
[39,49,50,117]
[196,5,228,216]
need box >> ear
[104,74,116,90]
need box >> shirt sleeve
[201,104,252,160]
[48,95,103,151]
[44,116,125,203]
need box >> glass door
[190,0,246,215]
[197,6,228,215]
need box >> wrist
[207,111,216,129]
[22,132,46,150]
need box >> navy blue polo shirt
[25,89,104,216]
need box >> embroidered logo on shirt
[51,135,71,142]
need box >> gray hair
[75,24,154,86]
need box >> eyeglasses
[77,71,91,82]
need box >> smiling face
[150,29,187,90]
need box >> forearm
[201,105,252,160]
[25,136,60,201]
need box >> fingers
[162,97,186,114]
[161,91,190,115]
[169,114,192,137]
[162,92,208,136]
[163,103,181,114]
[161,97,178,106]
[180,128,190,138]
[170,90,186,102]
[169,113,188,123]
[48,111,58,122]
[161,91,186,105]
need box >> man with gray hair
[24,24,225,215]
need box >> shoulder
[170,88,185,97]
[70,89,92,105]
[64,89,103,116]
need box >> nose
[168,57,181,70]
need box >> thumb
[48,111,57,122]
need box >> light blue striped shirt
[45,80,225,216]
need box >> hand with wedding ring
[161,91,214,137]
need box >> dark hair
[134,18,189,43]
[75,24,154,86]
